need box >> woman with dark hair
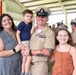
[0,14,22,75]
[0,14,16,31]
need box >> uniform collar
[35,25,48,35]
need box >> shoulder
[18,21,26,26]
[70,46,76,55]
[0,30,4,37]
[46,26,54,31]
[70,46,76,51]
[17,21,26,29]
[45,26,55,35]
[0,30,7,42]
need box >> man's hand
[43,48,51,56]
[21,47,29,56]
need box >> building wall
[2,0,27,25]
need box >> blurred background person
[70,19,76,47]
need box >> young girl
[49,28,76,75]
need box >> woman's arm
[0,38,21,57]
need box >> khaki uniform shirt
[71,30,76,44]
[30,26,55,62]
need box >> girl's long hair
[55,27,74,46]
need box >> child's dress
[52,46,74,75]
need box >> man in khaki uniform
[23,6,55,75]
[70,19,76,46]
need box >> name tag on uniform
[39,34,46,38]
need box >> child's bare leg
[25,56,32,74]
[21,73,25,75]
[21,56,27,74]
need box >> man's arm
[36,48,53,57]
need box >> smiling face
[23,13,33,24]
[56,30,69,45]
[36,16,48,26]
[2,16,12,30]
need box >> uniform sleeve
[17,22,24,31]
[44,30,55,49]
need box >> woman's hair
[55,27,74,46]
[0,13,16,31]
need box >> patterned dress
[0,29,22,75]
